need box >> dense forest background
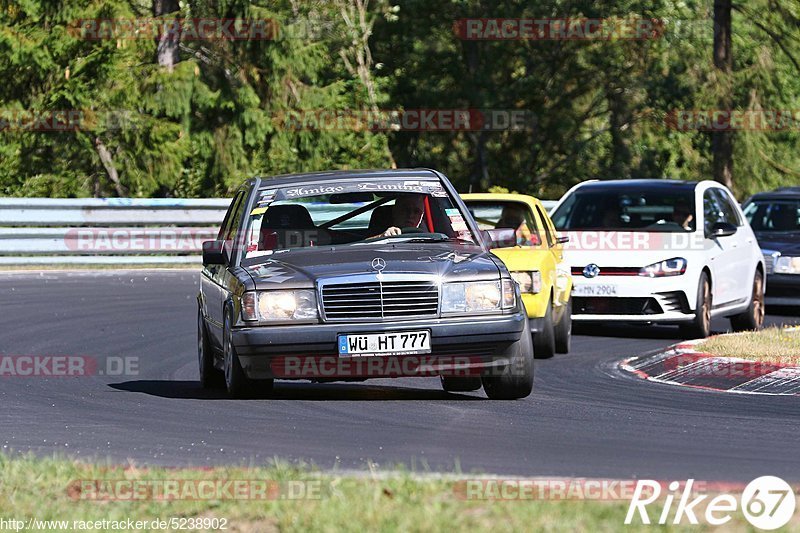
[1,0,799,200]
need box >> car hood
[244,242,501,289]
[490,246,552,271]
[754,232,800,256]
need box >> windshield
[466,200,542,246]
[743,199,800,233]
[240,179,477,263]
[551,187,696,232]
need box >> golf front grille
[573,297,663,315]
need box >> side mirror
[709,222,737,238]
[202,240,227,265]
[482,228,517,249]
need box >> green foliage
[0,0,798,199]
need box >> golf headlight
[775,256,800,274]
[639,257,687,278]
[442,280,515,313]
[241,290,318,321]
[511,271,542,294]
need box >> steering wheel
[400,227,425,234]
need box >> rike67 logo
[626,476,796,530]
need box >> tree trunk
[469,130,489,192]
[154,0,180,71]
[607,85,632,180]
[712,0,733,189]
[95,138,127,197]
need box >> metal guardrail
[0,198,559,265]
[0,197,230,226]
[0,198,228,265]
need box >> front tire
[482,318,534,400]
[198,308,224,389]
[730,270,765,332]
[554,298,572,354]
[223,312,273,398]
[533,298,556,359]
[680,271,711,339]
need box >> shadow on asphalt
[572,323,689,340]
[767,305,800,317]
[574,310,798,341]
[108,380,485,401]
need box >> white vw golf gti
[550,180,765,337]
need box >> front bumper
[766,273,800,305]
[570,274,696,323]
[232,312,526,379]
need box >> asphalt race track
[1,270,799,481]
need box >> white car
[550,179,765,338]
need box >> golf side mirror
[709,222,737,238]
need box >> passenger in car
[600,203,622,228]
[770,205,798,231]
[671,201,695,230]
[496,204,533,245]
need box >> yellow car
[463,193,573,358]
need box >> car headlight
[442,280,516,313]
[511,271,542,294]
[639,257,687,278]
[775,256,800,274]
[241,290,318,321]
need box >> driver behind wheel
[373,193,426,237]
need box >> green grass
[0,454,732,532]
[698,327,800,365]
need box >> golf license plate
[338,330,431,357]
[573,284,618,296]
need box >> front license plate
[573,284,617,296]
[338,330,431,357]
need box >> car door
[712,187,754,304]
[202,189,246,347]
[536,203,562,263]
[702,188,741,306]
[536,203,570,308]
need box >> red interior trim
[423,196,434,232]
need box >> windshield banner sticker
[280,181,446,199]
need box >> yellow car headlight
[511,271,542,293]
